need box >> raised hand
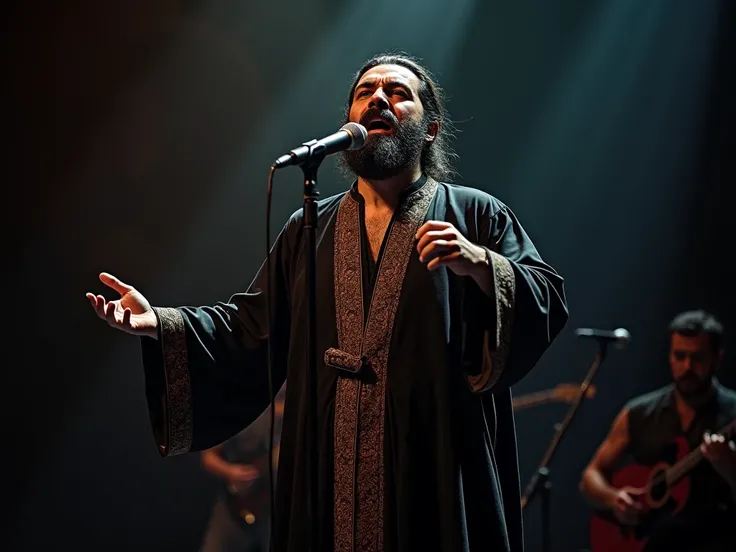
[86,272,158,339]
[415,220,487,275]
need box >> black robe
[141,176,569,552]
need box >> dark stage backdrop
[6,1,734,550]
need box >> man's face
[669,332,722,396]
[342,64,433,180]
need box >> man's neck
[356,166,422,210]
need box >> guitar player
[199,386,286,552]
[580,310,736,551]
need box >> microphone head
[613,327,631,350]
[574,326,631,350]
[341,122,367,150]
[613,328,631,341]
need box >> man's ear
[426,120,440,143]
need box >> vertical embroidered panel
[332,179,438,551]
[332,195,364,552]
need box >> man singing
[87,53,569,551]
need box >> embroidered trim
[332,178,438,552]
[467,252,516,392]
[324,347,366,373]
[154,307,193,456]
[332,196,364,552]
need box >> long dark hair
[345,52,458,182]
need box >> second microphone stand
[521,342,610,552]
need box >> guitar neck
[666,418,736,486]
[666,447,704,486]
[512,391,556,410]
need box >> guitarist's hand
[227,464,260,493]
[701,431,736,487]
[610,488,643,526]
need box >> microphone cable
[265,163,277,550]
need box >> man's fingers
[416,220,452,241]
[122,308,132,327]
[87,294,107,320]
[94,295,107,318]
[99,272,133,295]
[105,301,117,324]
[427,251,462,271]
[703,433,728,456]
[418,240,458,262]
[416,229,458,254]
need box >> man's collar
[348,173,428,204]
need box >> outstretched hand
[86,272,158,339]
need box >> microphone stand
[520,341,610,552]
[300,139,324,552]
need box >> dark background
[6,0,735,550]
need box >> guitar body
[589,436,691,552]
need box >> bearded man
[87,53,569,552]
[580,310,736,551]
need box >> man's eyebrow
[354,82,374,93]
[354,79,412,93]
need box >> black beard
[340,110,426,180]
[674,372,711,397]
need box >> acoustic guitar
[589,418,736,552]
[512,383,597,410]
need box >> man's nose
[369,89,390,110]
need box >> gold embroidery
[324,347,366,373]
[332,197,364,552]
[153,307,193,456]
[467,251,516,393]
[332,178,438,552]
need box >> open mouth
[365,118,393,133]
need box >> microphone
[273,122,367,169]
[575,327,631,350]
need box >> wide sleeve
[465,204,568,392]
[140,223,294,457]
